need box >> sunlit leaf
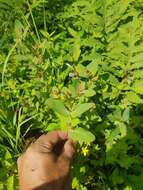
[46,98,69,116]
[72,103,95,117]
[7,175,14,190]
[69,128,95,144]
[126,92,143,104]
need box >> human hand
[17,131,75,190]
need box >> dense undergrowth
[0,0,143,189]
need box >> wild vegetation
[0,0,143,189]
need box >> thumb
[62,139,75,160]
[32,131,68,153]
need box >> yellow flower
[82,146,89,156]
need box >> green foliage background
[0,0,143,189]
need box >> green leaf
[0,183,4,190]
[69,128,95,144]
[46,98,69,116]
[56,113,72,130]
[72,103,94,117]
[68,27,81,62]
[68,27,78,38]
[73,40,81,62]
[40,30,50,39]
[86,60,98,76]
[132,81,143,94]
[122,107,130,123]
[132,70,143,79]
[69,79,80,97]
[131,54,143,63]
[104,128,121,152]
[14,19,23,32]
[45,123,60,132]
[76,64,87,78]
[130,62,143,70]
[123,187,132,190]
[126,92,143,104]
[5,150,12,160]
[40,30,55,39]
[84,89,96,97]
[115,121,127,138]
[7,175,14,190]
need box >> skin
[17,131,75,190]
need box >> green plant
[0,0,143,189]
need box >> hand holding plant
[18,131,75,190]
